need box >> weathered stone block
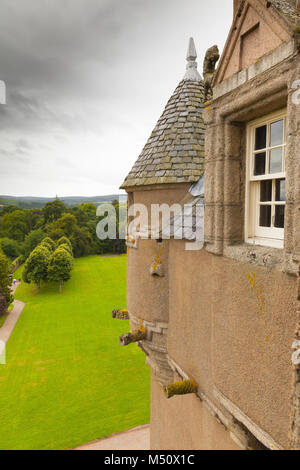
[224,159,241,205]
[225,122,243,159]
[223,205,243,244]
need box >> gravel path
[0,282,25,359]
[75,425,150,450]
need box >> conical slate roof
[120,38,205,189]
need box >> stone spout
[119,328,147,346]
[163,378,198,399]
[112,309,129,320]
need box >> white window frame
[245,109,286,249]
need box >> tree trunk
[59,282,63,294]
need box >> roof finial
[184,37,202,82]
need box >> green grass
[0,255,150,450]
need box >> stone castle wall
[122,4,300,449]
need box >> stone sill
[222,242,298,276]
[245,237,284,250]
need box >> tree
[1,210,28,241]
[43,199,66,224]
[1,238,21,259]
[57,236,72,253]
[40,237,56,252]
[21,229,45,261]
[46,227,65,241]
[0,287,7,317]
[22,245,51,290]
[71,203,96,227]
[0,254,13,307]
[47,246,73,293]
[46,213,92,257]
[58,243,73,256]
[25,209,43,232]
[56,213,77,237]
[0,205,20,216]
[70,226,93,257]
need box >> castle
[118,0,300,450]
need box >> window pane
[254,152,266,176]
[275,179,286,202]
[260,180,272,202]
[259,205,271,227]
[274,205,285,228]
[255,125,267,150]
[270,120,284,147]
[269,148,282,174]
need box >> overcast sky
[0,0,233,197]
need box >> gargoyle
[203,45,220,101]
[119,327,147,346]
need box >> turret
[119,38,206,385]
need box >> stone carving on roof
[120,38,205,189]
[203,45,220,100]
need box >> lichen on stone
[119,327,147,346]
[150,252,164,277]
[163,378,198,399]
[112,309,130,320]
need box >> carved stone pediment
[214,0,293,85]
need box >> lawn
[0,255,150,450]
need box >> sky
[0,0,233,197]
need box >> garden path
[75,425,150,451]
[0,282,25,348]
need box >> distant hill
[0,194,127,209]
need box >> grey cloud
[16,138,31,150]
[0,0,233,196]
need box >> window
[246,111,286,248]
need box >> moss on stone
[163,378,198,399]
